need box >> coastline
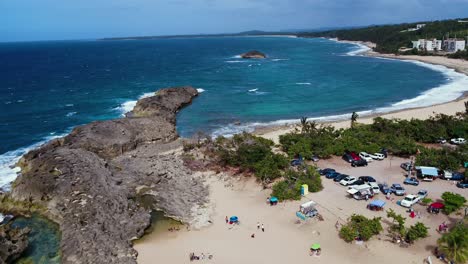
[254,38,468,143]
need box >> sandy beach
[135,157,464,264]
[134,41,468,264]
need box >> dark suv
[359,176,376,182]
[342,152,354,163]
[351,159,368,167]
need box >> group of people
[189,252,213,261]
[310,248,322,256]
[250,222,265,238]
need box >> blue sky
[1,0,468,42]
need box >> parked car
[417,190,428,200]
[359,176,376,183]
[403,177,419,186]
[319,168,335,175]
[450,138,466,145]
[443,172,465,181]
[457,181,468,188]
[340,176,358,186]
[378,183,391,195]
[359,152,373,162]
[369,153,385,160]
[380,148,388,158]
[390,184,406,196]
[352,179,365,186]
[333,174,348,182]
[400,162,413,171]
[400,194,420,208]
[349,152,361,161]
[325,172,341,179]
[436,137,447,144]
[342,153,354,163]
[351,159,368,167]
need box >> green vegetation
[386,209,429,243]
[420,198,433,206]
[271,166,323,201]
[214,133,288,182]
[300,18,468,54]
[441,192,467,214]
[437,223,468,263]
[406,222,429,243]
[280,113,468,170]
[339,214,383,242]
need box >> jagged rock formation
[0,224,30,263]
[11,86,209,264]
[241,50,267,59]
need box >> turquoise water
[11,215,61,263]
[1,36,468,188]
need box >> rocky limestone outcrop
[0,223,30,264]
[11,86,210,264]
[241,50,266,59]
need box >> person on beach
[257,222,260,229]
[251,233,255,238]
[261,224,265,232]
[225,216,228,224]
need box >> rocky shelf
[9,86,210,264]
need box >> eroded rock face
[241,50,266,59]
[0,224,30,263]
[11,86,209,264]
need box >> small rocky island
[5,86,210,264]
[241,50,266,59]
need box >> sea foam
[116,92,155,116]
[0,134,64,190]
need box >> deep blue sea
[1,36,468,188]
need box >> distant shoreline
[254,38,468,142]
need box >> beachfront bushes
[441,192,467,215]
[386,209,429,243]
[437,224,468,263]
[214,133,288,182]
[406,222,429,243]
[339,214,382,242]
[280,113,468,171]
[415,145,468,170]
[271,166,323,201]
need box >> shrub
[406,222,429,243]
[441,192,467,214]
[339,214,382,242]
[420,198,432,205]
[271,167,323,201]
[438,224,468,263]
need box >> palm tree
[300,117,308,134]
[464,101,468,115]
[350,112,359,129]
[437,224,468,263]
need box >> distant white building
[416,24,426,29]
[444,39,466,52]
[412,38,442,51]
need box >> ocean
[1,36,468,188]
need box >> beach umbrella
[270,197,278,203]
[430,202,444,209]
[310,243,321,250]
[229,216,238,222]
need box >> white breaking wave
[66,112,77,117]
[231,55,242,59]
[212,56,468,138]
[225,60,245,63]
[248,88,258,92]
[296,82,312,85]
[0,134,65,190]
[346,43,371,56]
[272,59,289,61]
[116,92,155,116]
[196,88,205,93]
